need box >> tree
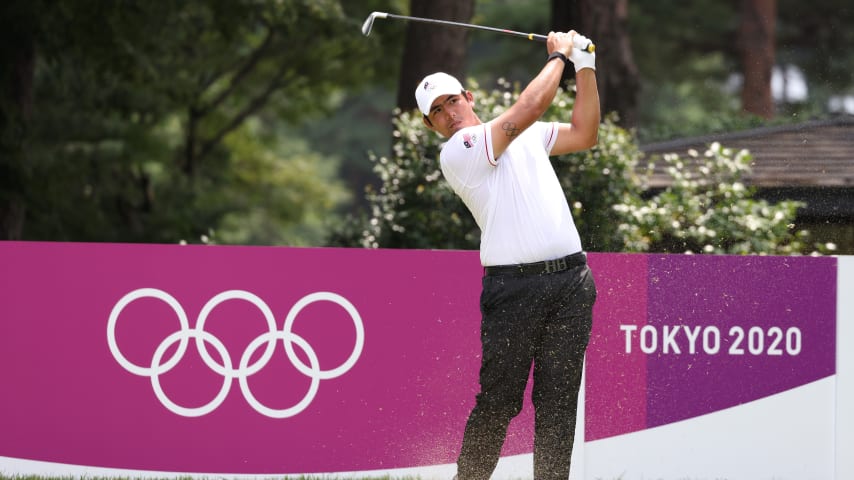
[396,0,475,113]
[626,0,854,141]
[1,0,384,245]
[627,0,763,142]
[551,0,640,127]
[738,0,777,118]
[776,0,854,104]
[0,0,39,239]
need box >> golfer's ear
[422,115,434,130]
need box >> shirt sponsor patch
[463,132,478,149]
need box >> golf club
[361,11,595,53]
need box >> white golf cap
[415,72,465,116]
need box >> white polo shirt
[439,120,583,267]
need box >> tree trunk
[550,0,579,90]
[567,0,640,127]
[739,0,776,118]
[0,2,37,239]
[396,0,475,114]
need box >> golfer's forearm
[570,69,600,145]
[515,59,566,119]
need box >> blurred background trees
[1,0,851,252]
[0,0,398,244]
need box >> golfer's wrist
[547,51,569,66]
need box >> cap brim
[420,87,463,116]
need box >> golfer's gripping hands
[548,31,596,72]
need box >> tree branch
[195,62,292,162]
[196,27,276,117]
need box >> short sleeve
[542,121,559,154]
[439,123,495,189]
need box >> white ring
[238,330,321,418]
[107,288,189,376]
[195,290,277,377]
[150,329,232,417]
[283,291,365,380]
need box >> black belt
[484,252,587,276]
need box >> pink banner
[0,242,524,473]
[0,242,837,476]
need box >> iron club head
[361,11,387,36]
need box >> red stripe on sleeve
[485,124,497,166]
[546,122,556,150]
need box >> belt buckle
[544,257,568,274]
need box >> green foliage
[777,0,854,91]
[212,119,351,246]
[554,109,642,252]
[6,0,848,247]
[617,143,821,255]
[8,0,383,245]
[467,0,551,85]
[629,0,854,142]
[332,104,476,250]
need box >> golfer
[415,30,599,480]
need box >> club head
[361,11,387,36]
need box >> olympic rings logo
[107,288,364,418]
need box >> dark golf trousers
[456,257,596,480]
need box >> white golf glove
[570,34,596,72]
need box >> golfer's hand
[547,30,576,57]
[569,34,596,72]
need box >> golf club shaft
[367,12,595,53]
